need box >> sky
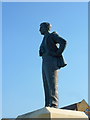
[2,2,88,118]
[0,2,2,120]
[1,0,89,2]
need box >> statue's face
[39,24,48,35]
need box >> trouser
[42,56,59,108]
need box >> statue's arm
[52,32,67,56]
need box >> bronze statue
[39,22,67,108]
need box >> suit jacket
[39,31,67,68]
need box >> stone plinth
[16,107,88,119]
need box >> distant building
[60,99,90,118]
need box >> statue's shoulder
[50,31,60,38]
[51,31,67,43]
[51,31,58,35]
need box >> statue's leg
[51,69,59,108]
[46,68,59,108]
[43,56,59,108]
[42,56,59,108]
[42,61,50,107]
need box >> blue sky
[0,2,2,119]
[2,2,88,118]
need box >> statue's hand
[39,49,42,56]
[39,47,45,56]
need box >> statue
[39,22,67,108]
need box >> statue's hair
[40,22,52,30]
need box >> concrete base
[17,107,88,119]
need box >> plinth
[16,107,88,120]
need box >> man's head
[39,22,52,35]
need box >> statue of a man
[39,22,67,108]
